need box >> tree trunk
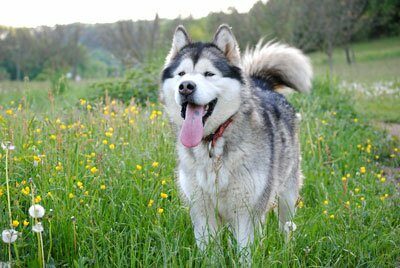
[345,45,352,65]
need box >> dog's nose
[179,81,196,96]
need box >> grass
[0,77,399,267]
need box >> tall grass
[0,78,399,266]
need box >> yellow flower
[60,124,67,130]
[298,201,304,208]
[390,154,395,158]
[354,188,360,193]
[100,184,106,190]
[6,109,13,115]
[160,193,168,199]
[102,139,108,145]
[35,128,42,133]
[90,167,98,174]
[152,161,159,168]
[360,197,365,201]
[109,144,115,150]
[77,181,83,189]
[55,118,61,124]
[12,220,19,227]
[34,195,42,203]
[161,180,167,185]
[329,214,335,219]
[84,191,89,196]
[55,162,63,171]
[323,200,329,205]
[87,104,92,111]
[323,210,328,215]
[353,118,358,123]
[157,208,164,214]
[80,99,86,105]
[148,199,154,207]
[341,176,347,182]
[345,201,350,206]
[105,131,113,137]
[47,191,52,197]
[23,220,29,227]
[21,186,30,195]
[360,167,366,174]
[50,134,57,140]
[136,165,142,171]
[380,177,386,183]
[68,193,75,199]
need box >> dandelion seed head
[29,204,45,218]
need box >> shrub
[90,63,161,105]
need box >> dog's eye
[178,71,186,76]
[204,71,215,77]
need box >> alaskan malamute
[160,25,312,255]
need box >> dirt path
[373,121,400,140]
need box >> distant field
[309,37,400,83]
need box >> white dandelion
[283,221,297,233]
[2,229,18,243]
[29,204,45,218]
[1,142,15,151]
[32,223,44,233]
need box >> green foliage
[0,66,10,80]
[0,78,398,266]
[90,63,161,105]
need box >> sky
[0,0,261,28]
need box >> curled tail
[242,41,313,93]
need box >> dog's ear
[165,25,191,64]
[212,24,240,66]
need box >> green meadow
[0,37,399,267]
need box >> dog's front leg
[231,211,257,264]
[189,191,218,251]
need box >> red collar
[204,117,234,148]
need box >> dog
[160,24,312,256]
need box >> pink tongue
[180,104,205,148]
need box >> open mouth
[180,98,218,124]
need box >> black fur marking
[161,42,244,83]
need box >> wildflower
[390,154,395,158]
[136,165,142,171]
[29,204,45,218]
[47,192,52,197]
[329,214,335,219]
[34,195,42,203]
[298,201,304,208]
[100,184,106,190]
[375,155,379,159]
[105,131,113,137]
[84,191,89,196]
[80,99,86,105]
[380,195,386,201]
[341,176,347,182]
[161,180,167,185]
[55,162,63,171]
[102,139,108,145]
[360,197,365,201]
[152,161,159,168]
[157,208,164,214]
[323,210,328,215]
[21,186,30,195]
[87,104,92,111]
[2,229,18,243]
[353,118,358,123]
[345,201,350,206]
[323,200,329,205]
[69,193,75,199]
[360,167,366,174]
[160,193,168,199]
[5,109,13,115]
[109,144,115,150]
[90,167,98,174]
[50,134,57,140]
[148,199,154,207]
[32,223,44,233]
[77,182,84,189]
[1,142,15,151]
[23,220,29,227]
[354,188,360,193]
[12,220,20,228]
[380,177,386,183]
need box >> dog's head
[161,24,243,148]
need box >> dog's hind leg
[277,172,300,240]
